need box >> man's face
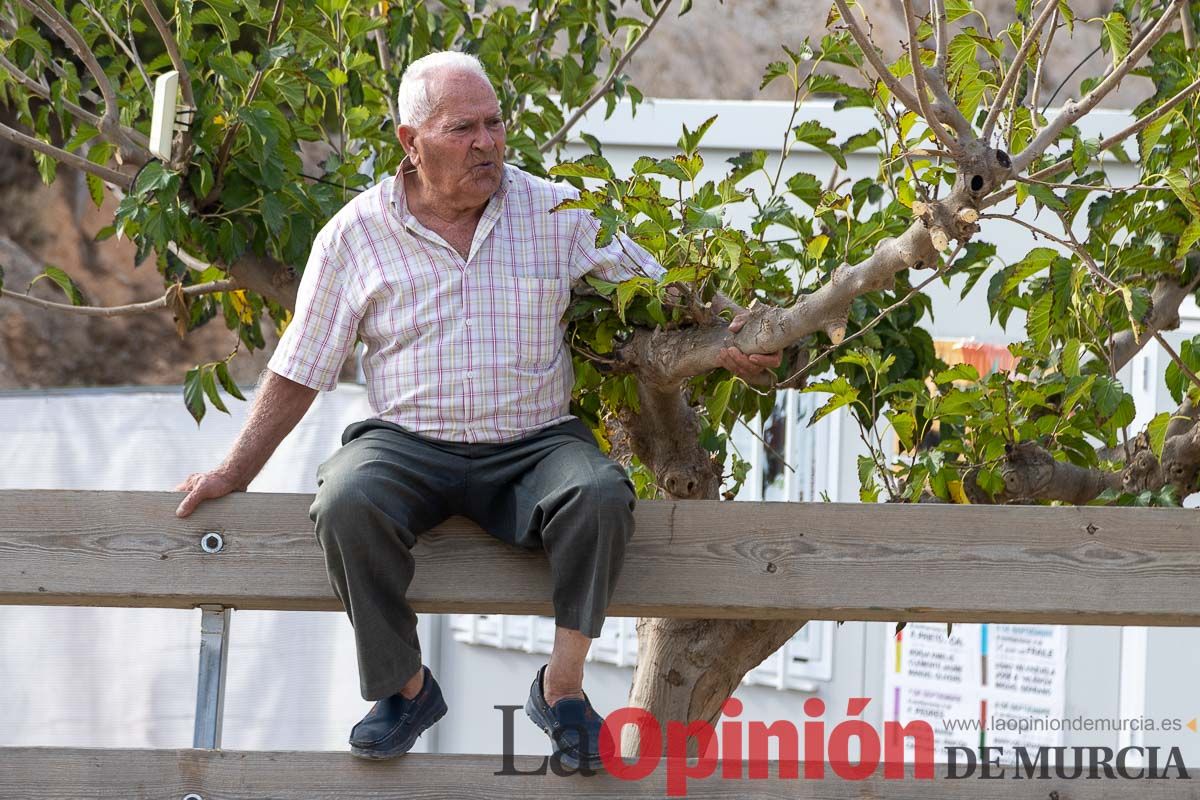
[398,70,506,208]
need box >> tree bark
[625,618,807,756]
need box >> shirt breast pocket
[496,275,568,370]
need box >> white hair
[397,51,491,128]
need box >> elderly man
[175,51,778,767]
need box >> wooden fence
[2,488,1198,798]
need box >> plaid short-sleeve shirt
[267,163,666,444]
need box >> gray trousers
[309,416,636,701]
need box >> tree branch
[1111,275,1200,371]
[781,259,953,387]
[932,0,949,73]
[80,0,152,95]
[0,53,103,130]
[982,0,1059,142]
[924,65,975,139]
[18,0,118,113]
[1029,4,1060,118]
[224,252,299,310]
[985,73,1200,210]
[11,0,149,164]
[1155,330,1200,392]
[900,0,959,151]
[539,0,671,153]
[1000,441,1123,503]
[832,0,924,119]
[201,0,287,207]
[0,121,133,188]
[0,279,237,316]
[1011,0,1185,173]
[140,0,195,113]
[374,27,398,124]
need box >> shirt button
[464,318,472,327]
[465,371,474,379]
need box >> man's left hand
[719,311,783,382]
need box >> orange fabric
[934,340,1015,377]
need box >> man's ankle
[543,686,585,706]
[542,668,585,706]
[399,667,425,700]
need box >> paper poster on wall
[883,623,1068,763]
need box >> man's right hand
[175,469,246,518]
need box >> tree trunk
[617,387,810,756]
[625,618,807,755]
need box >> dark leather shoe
[349,666,447,760]
[524,664,607,770]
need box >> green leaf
[1139,109,1178,158]
[29,265,88,305]
[32,151,56,185]
[1164,169,1200,218]
[1062,374,1096,414]
[806,234,830,260]
[803,376,859,425]
[614,277,650,322]
[1001,247,1057,295]
[935,387,982,416]
[84,173,104,209]
[934,364,980,384]
[584,275,619,297]
[1147,412,1171,459]
[1178,218,1200,260]
[946,34,978,83]
[1057,0,1075,31]
[183,367,206,424]
[1061,338,1081,377]
[726,149,767,183]
[759,61,790,90]
[785,172,823,207]
[841,130,882,154]
[945,0,974,22]
[857,454,880,503]
[792,120,847,168]
[1025,182,1066,211]
[1093,375,1124,416]
[976,467,1005,496]
[677,115,717,155]
[1027,291,1053,347]
[706,378,735,422]
[887,409,917,450]
[262,193,286,236]
[201,366,229,414]
[215,360,246,401]
[134,161,173,195]
[549,155,614,180]
[1071,136,1089,176]
[1101,12,1130,68]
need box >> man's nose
[472,125,495,150]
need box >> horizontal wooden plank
[2,489,1200,625]
[0,748,1192,799]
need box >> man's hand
[175,468,246,518]
[719,311,783,382]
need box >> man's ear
[396,124,417,158]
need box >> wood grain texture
[2,489,1200,625]
[0,748,1193,799]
